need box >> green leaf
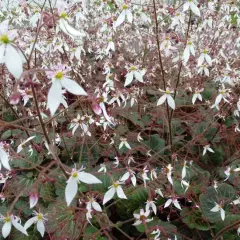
[144,134,165,155]
[199,183,236,223]
[181,208,212,231]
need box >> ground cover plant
[0,0,240,239]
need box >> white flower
[203,145,214,155]
[140,166,150,188]
[181,180,190,192]
[98,93,115,125]
[124,66,145,87]
[98,163,107,173]
[113,156,119,168]
[183,40,195,63]
[198,49,212,66]
[232,197,240,205]
[86,208,93,225]
[182,161,187,179]
[119,137,131,150]
[133,209,153,226]
[238,226,240,236]
[24,211,47,237]
[86,197,102,212]
[224,166,240,181]
[0,142,11,170]
[210,202,225,221]
[166,164,174,186]
[192,88,204,104]
[103,181,127,205]
[137,132,143,142]
[198,64,210,76]
[65,166,102,206]
[164,197,182,210]
[146,200,157,215]
[47,64,87,116]
[0,20,23,78]
[183,0,201,16]
[120,169,137,186]
[108,91,125,107]
[114,4,133,28]
[155,188,164,198]
[58,13,85,38]
[215,87,230,106]
[0,214,28,238]
[106,39,115,54]
[150,168,157,180]
[157,88,175,110]
[127,156,136,165]
[151,229,161,240]
[17,136,35,153]
[29,192,39,209]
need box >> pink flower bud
[10,93,21,105]
[92,103,102,115]
[29,192,39,209]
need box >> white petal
[157,94,167,106]
[124,72,134,86]
[59,19,85,37]
[205,54,212,66]
[11,217,28,236]
[210,205,219,212]
[92,201,102,212]
[120,172,130,182]
[173,199,182,210]
[37,220,45,237]
[61,78,87,96]
[190,2,201,16]
[164,199,172,208]
[215,94,222,106]
[115,10,126,28]
[132,220,142,226]
[124,142,131,149]
[167,173,173,186]
[126,10,133,23]
[183,47,190,63]
[151,203,157,215]
[100,102,114,125]
[119,142,124,149]
[167,95,175,110]
[116,186,127,199]
[0,148,11,170]
[198,54,204,66]
[5,44,23,79]
[183,2,190,12]
[103,187,115,205]
[2,222,11,238]
[220,208,225,221]
[78,171,102,184]
[182,167,186,179]
[131,175,137,186]
[17,144,23,153]
[0,44,6,63]
[47,81,62,116]
[134,71,143,83]
[24,217,37,230]
[30,196,38,209]
[65,177,78,206]
[192,94,198,104]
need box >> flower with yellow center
[65,166,102,206]
[24,211,47,237]
[103,180,127,204]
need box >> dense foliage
[0,0,240,239]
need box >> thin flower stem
[30,82,68,178]
[152,0,173,150]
